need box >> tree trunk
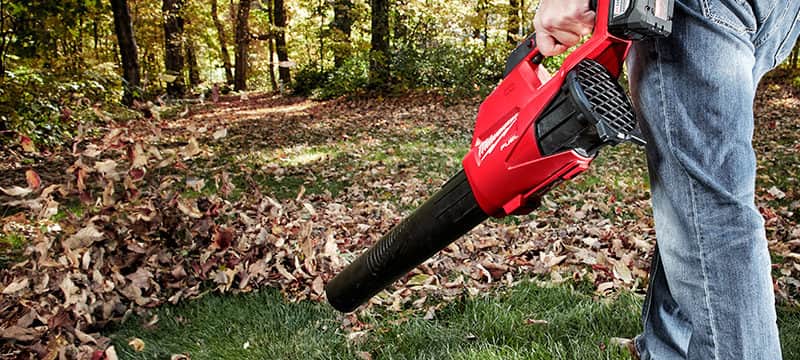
[186,40,201,87]
[369,0,390,88]
[234,0,251,91]
[211,0,234,85]
[331,0,353,67]
[163,0,185,97]
[507,0,519,45]
[110,0,141,106]
[273,0,290,85]
[265,0,277,91]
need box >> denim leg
[627,0,800,358]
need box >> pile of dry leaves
[0,86,797,359]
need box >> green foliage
[392,39,509,97]
[0,232,27,269]
[293,39,510,98]
[0,62,122,145]
[293,54,370,99]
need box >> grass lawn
[108,281,800,359]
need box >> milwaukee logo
[500,135,518,151]
[476,113,518,164]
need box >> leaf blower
[326,0,674,313]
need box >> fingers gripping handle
[504,0,601,77]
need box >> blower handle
[505,0,599,76]
[325,170,489,313]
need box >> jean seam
[686,174,720,360]
[640,249,658,349]
[655,36,721,360]
[700,0,757,34]
[773,9,800,66]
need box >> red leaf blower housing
[326,0,674,313]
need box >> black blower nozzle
[325,170,488,313]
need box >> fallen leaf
[0,186,32,197]
[177,198,203,218]
[186,178,206,192]
[20,135,36,153]
[1,326,39,342]
[74,329,97,344]
[524,318,550,325]
[83,144,102,158]
[2,278,30,294]
[311,276,324,295]
[64,224,104,249]
[25,169,41,189]
[128,338,145,352]
[768,186,786,199]
[95,159,119,180]
[179,138,201,159]
[212,128,228,140]
[212,227,233,250]
[105,346,119,360]
[612,260,634,284]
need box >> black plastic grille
[574,60,636,135]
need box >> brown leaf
[179,138,201,159]
[612,259,634,284]
[177,198,203,218]
[0,185,33,197]
[130,143,149,168]
[60,276,84,306]
[213,227,233,250]
[95,159,119,180]
[1,326,39,342]
[64,224,104,250]
[25,169,41,189]
[105,346,119,360]
[2,277,30,294]
[126,268,153,291]
[129,167,146,181]
[311,276,324,295]
[74,329,97,345]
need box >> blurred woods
[0,0,540,145]
[1,0,799,145]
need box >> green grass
[106,281,800,359]
[0,232,27,269]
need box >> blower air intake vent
[535,59,642,156]
[574,60,637,136]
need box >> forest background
[0,0,557,143]
[2,0,800,358]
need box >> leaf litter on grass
[0,85,798,358]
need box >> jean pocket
[700,0,757,34]
[774,9,800,66]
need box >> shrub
[0,62,121,146]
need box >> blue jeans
[627,0,800,358]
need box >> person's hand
[533,0,596,56]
